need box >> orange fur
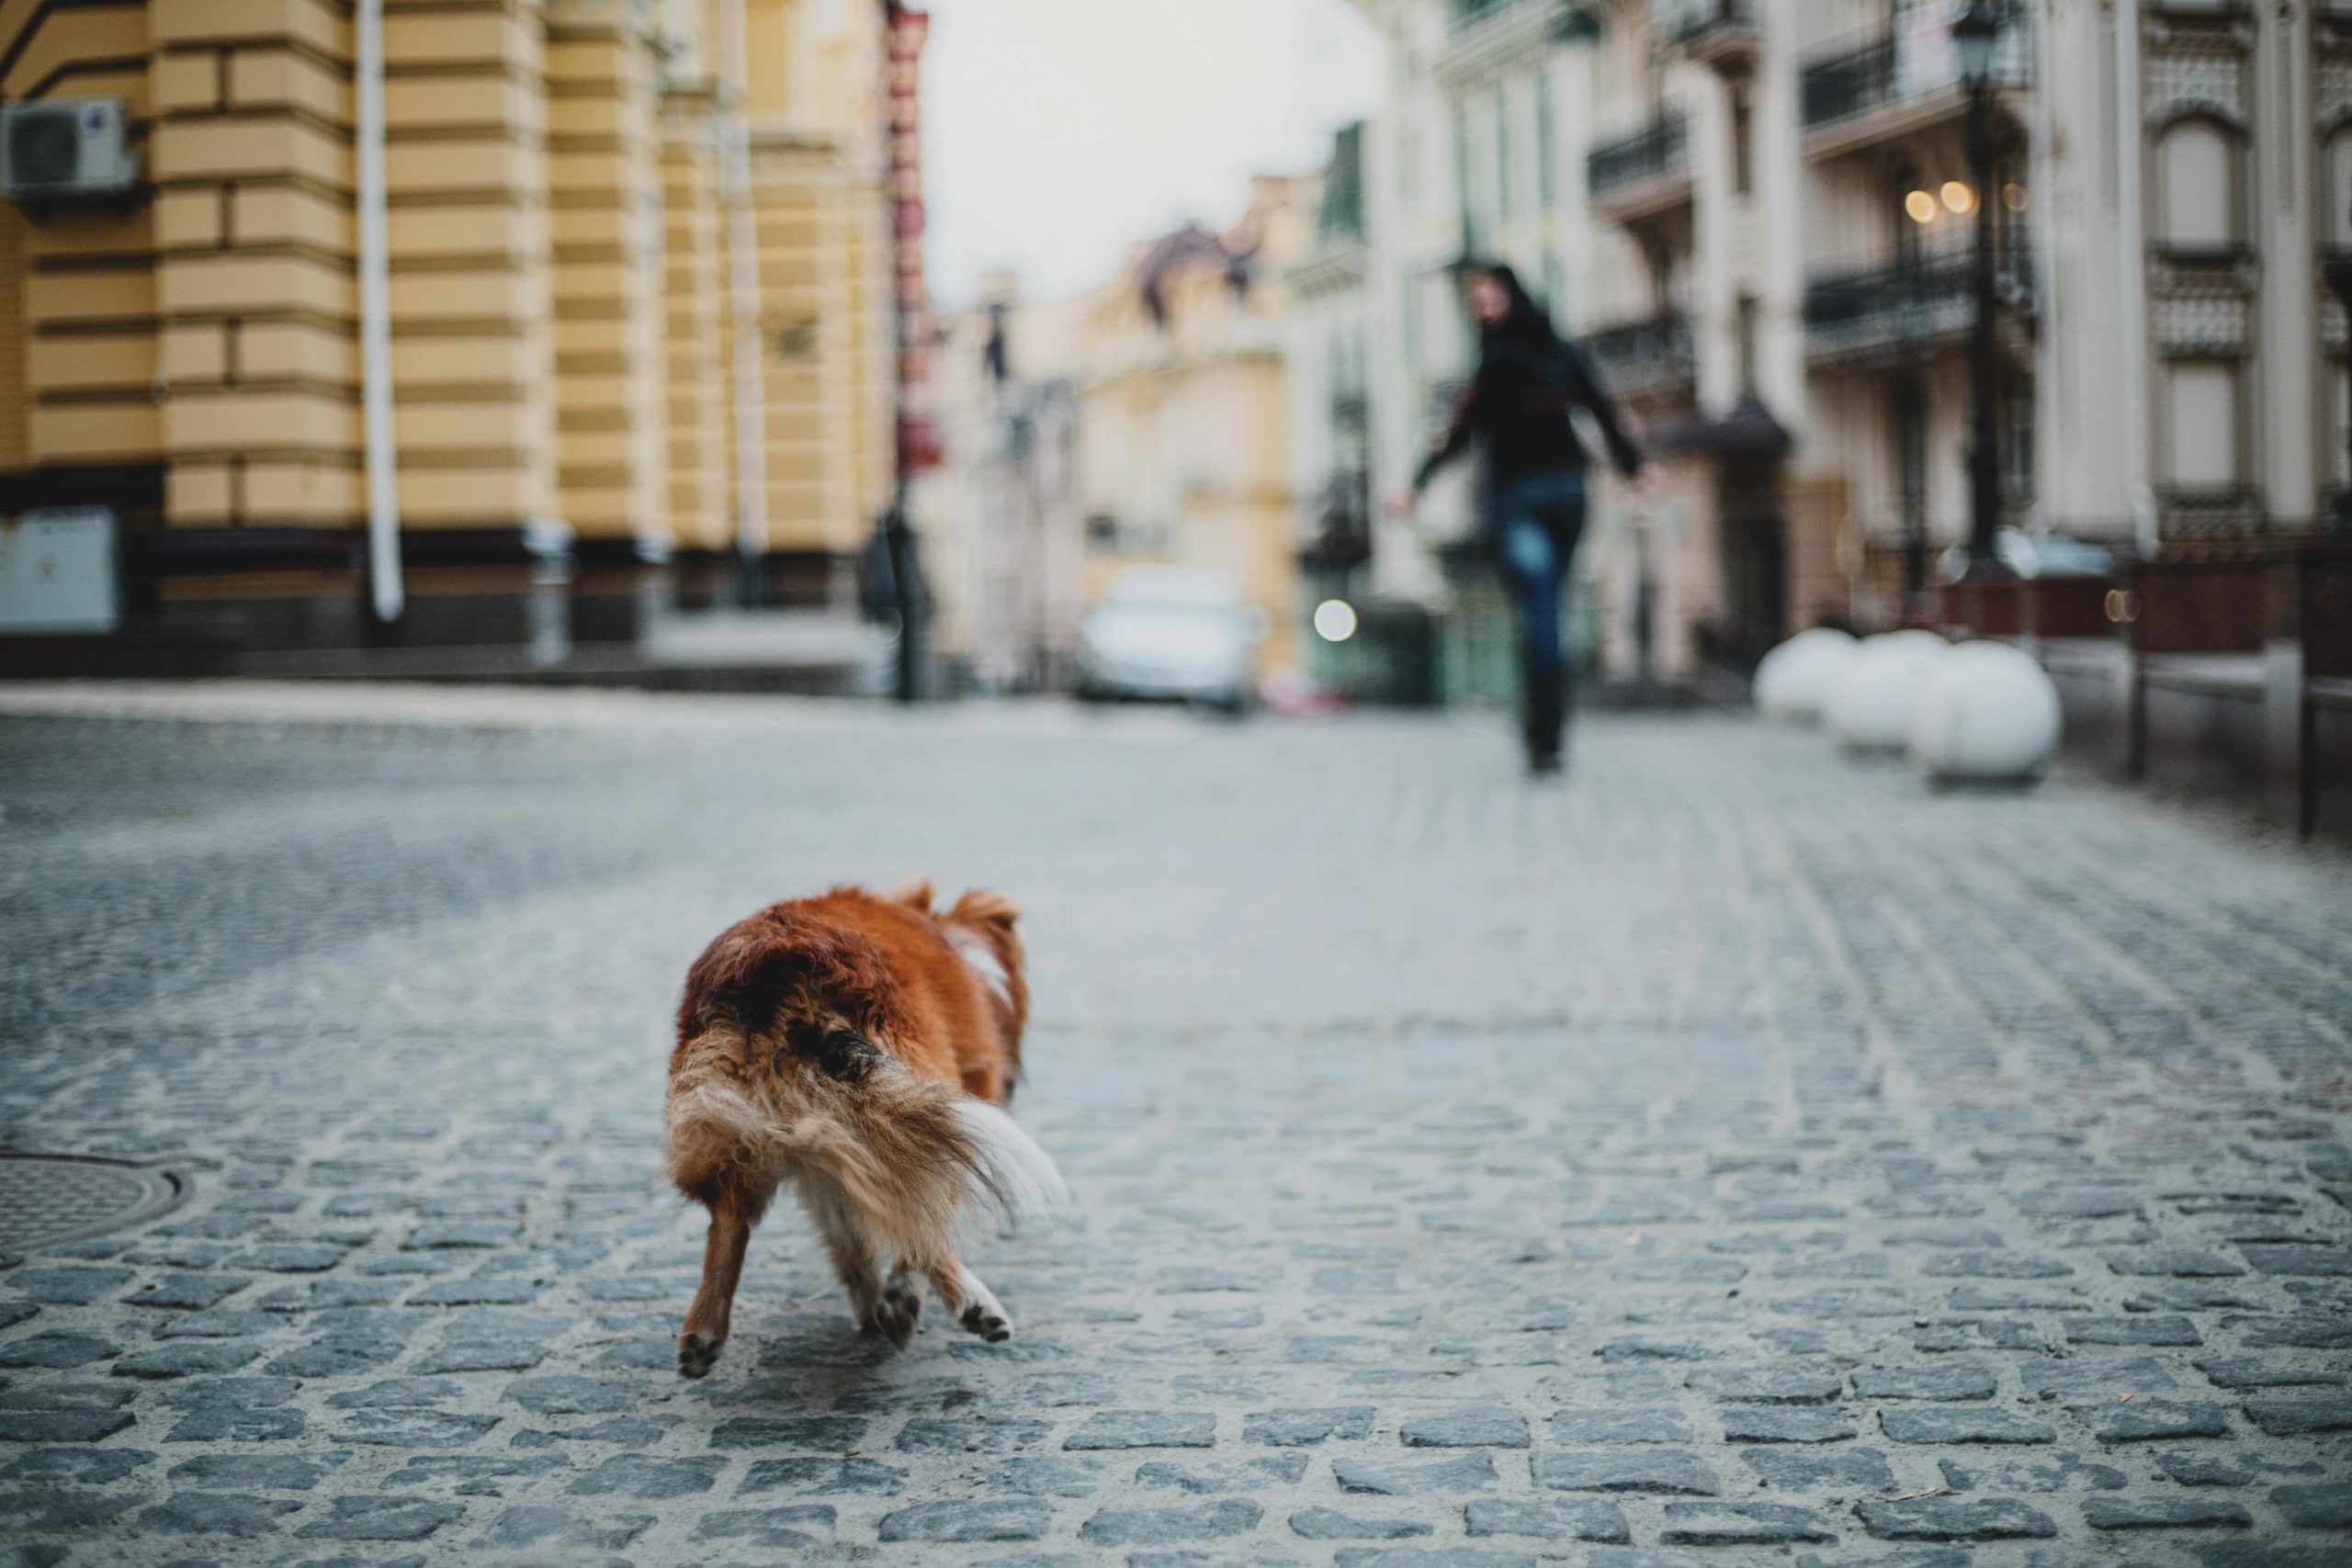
[663,885,1055,1376]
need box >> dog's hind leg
[679,1195,753,1378]
[877,1259,923,1346]
[927,1256,1013,1344]
[808,1184,917,1348]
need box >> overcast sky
[921,0,1384,309]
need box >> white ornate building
[1337,0,2348,682]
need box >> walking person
[1394,264,1651,776]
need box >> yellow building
[1072,175,1317,673]
[0,0,899,652]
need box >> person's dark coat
[1414,268,1644,493]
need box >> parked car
[1075,567,1264,714]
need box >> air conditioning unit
[0,507,120,634]
[1,98,136,203]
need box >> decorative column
[660,87,730,587]
[545,0,670,635]
[380,0,563,634]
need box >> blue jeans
[1490,469,1587,761]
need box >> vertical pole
[719,0,768,604]
[1965,81,2004,578]
[356,0,402,624]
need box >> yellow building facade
[0,0,898,649]
[1072,175,1317,674]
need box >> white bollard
[1756,627,1859,724]
[1909,639,2062,783]
[1827,632,1950,751]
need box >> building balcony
[1797,20,2030,158]
[1653,0,1757,70]
[1586,114,1690,220]
[1585,310,1696,404]
[1802,231,2034,369]
[2157,485,2270,541]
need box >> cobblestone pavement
[1,683,2348,1568]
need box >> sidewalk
[230,608,892,695]
[1,690,2346,1564]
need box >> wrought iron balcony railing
[1799,17,2031,131]
[1802,231,2035,364]
[1799,36,1896,128]
[1450,0,1516,31]
[2156,485,2269,540]
[1653,0,1755,48]
[1587,114,1689,202]
[1584,310,1696,401]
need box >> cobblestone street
[2,684,2348,1567]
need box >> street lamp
[1953,0,2010,581]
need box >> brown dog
[664,884,1063,1377]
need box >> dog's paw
[959,1300,1012,1344]
[677,1331,722,1379]
[864,1283,921,1348]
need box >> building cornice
[1433,1,1588,90]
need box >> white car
[1076,567,1263,714]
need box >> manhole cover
[0,1154,185,1251]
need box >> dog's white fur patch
[948,1094,1068,1228]
[947,926,1013,1008]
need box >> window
[2154,118,2238,248]
[2335,366,2351,491]
[1730,88,1753,197]
[2328,124,2352,250]
[1643,233,1674,315]
[1890,164,1923,266]
[1536,70,1555,213]
[1894,374,1928,584]
[2004,373,2035,504]
[1895,376,1927,524]
[1736,293,1758,396]
[1486,87,1505,230]
[2165,361,2241,487]
[1453,101,1476,250]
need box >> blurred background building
[914,275,1087,693]
[1330,0,2347,696]
[4,0,2345,728]
[0,0,911,664]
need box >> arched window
[2154,117,2239,249]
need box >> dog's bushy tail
[665,1022,1065,1261]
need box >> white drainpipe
[356,0,402,622]
[720,0,769,570]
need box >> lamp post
[2328,257,2352,531]
[1952,0,2010,581]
